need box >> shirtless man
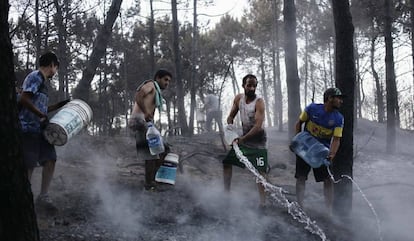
[129,69,172,190]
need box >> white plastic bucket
[43,99,93,146]
[155,153,179,185]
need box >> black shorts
[295,155,329,182]
[22,132,56,169]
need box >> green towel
[153,81,163,112]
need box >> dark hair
[323,87,344,102]
[39,52,59,67]
[242,74,257,86]
[154,69,172,80]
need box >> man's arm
[294,119,304,134]
[227,94,241,124]
[328,136,341,161]
[238,98,265,143]
[20,92,45,118]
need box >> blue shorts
[22,132,56,169]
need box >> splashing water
[232,144,329,241]
[327,168,384,241]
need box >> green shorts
[222,145,268,173]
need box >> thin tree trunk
[354,35,362,120]
[171,0,189,135]
[35,0,41,66]
[328,41,334,86]
[370,35,385,123]
[73,0,122,101]
[53,0,69,100]
[0,0,39,239]
[149,0,155,75]
[331,0,355,217]
[231,61,240,95]
[283,0,301,138]
[189,0,198,136]
[384,0,397,153]
[271,0,282,130]
[259,47,271,126]
[411,0,414,129]
[304,23,309,106]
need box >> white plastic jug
[146,122,165,155]
[224,124,239,145]
[290,131,330,168]
[155,153,179,185]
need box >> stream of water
[233,143,384,241]
[233,144,329,241]
[327,167,383,241]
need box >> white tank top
[239,94,267,148]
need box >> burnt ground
[30,119,414,241]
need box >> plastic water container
[290,131,330,168]
[224,124,239,145]
[146,122,164,155]
[43,99,93,146]
[155,153,179,185]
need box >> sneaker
[35,194,58,213]
[144,182,157,191]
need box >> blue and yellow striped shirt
[300,103,344,147]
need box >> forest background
[7,0,414,137]
[2,0,412,240]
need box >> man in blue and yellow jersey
[294,87,344,213]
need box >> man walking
[129,69,172,191]
[19,52,69,210]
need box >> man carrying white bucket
[129,69,172,191]
[18,52,70,211]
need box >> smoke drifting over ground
[32,119,414,241]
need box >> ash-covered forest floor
[31,119,414,241]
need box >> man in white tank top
[222,74,268,207]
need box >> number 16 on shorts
[256,156,265,166]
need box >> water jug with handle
[146,122,165,155]
[224,124,239,145]
[290,131,331,168]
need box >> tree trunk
[73,0,122,101]
[304,22,309,106]
[283,0,301,138]
[259,47,272,126]
[411,0,414,129]
[53,0,69,100]
[331,0,355,217]
[271,0,282,130]
[149,0,155,75]
[35,0,41,66]
[189,0,198,136]
[384,0,397,153]
[370,35,385,123]
[171,0,189,135]
[0,1,39,239]
[354,35,362,120]
[231,61,240,96]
